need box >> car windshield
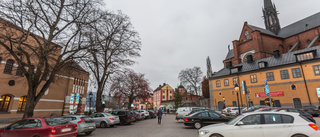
[228,115,244,125]
[45,118,69,126]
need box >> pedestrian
[157,108,163,124]
[167,109,169,114]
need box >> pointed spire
[262,0,281,34]
[264,0,273,8]
[206,56,213,78]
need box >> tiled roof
[211,45,320,79]
[247,25,278,37]
[225,49,234,59]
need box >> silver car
[62,115,96,135]
[90,112,120,128]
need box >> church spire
[262,0,281,34]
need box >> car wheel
[85,131,93,135]
[194,122,202,129]
[292,134,307,137]
[100,122,107,128]
[210,134,223,137]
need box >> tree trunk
[96,86,104,112]
[23,93,37,118]
[128,98,133,110]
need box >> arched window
[17,96,27,112]
[0,95,12,112]
[244,30,251,40]
[4,59,14,74]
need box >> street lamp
[222,96,226,109]
[145,102,148,110]
[234,84,241,115]
[89,92,93,115]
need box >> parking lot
[78,114,198,137]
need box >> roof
[247,25,278,37]
[225,49,234,59]
[65,60,88,73]
[211,45,320,79]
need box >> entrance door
[233,101,237,107]
[293,98,302,108]
[218,101,224,110]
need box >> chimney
[273,50,280,58]
[247,55,253,63]
[226,61,232,68]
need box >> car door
[208,112,227,124]
[16,119,42,137]
[232,114,264,137]
[197,112,210,125]
[90,114,100,126]
[2,119,28,137]
[261,114,293,137]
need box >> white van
[175,107,192,120]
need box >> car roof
[242,111,301,116]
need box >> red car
[0,117,77,137]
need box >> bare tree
[178,66,203,97]
[0,0,100,118]
[81,10,141,112]
[201,76,210,98]
[109,70,151,110]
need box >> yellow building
[153,83,174,109]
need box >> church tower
[262,0,281,34]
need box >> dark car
[274,108,316,123]
[184,111,232,129]
[186,109,211,116]
[302,105,320,116]
[0,117,77,137]
[148,110,156,118]
[111,110,134,125]
[242,105,270,113]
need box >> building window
[16,66,24,77]
[17,96,27,112]
[3,59,14,74]
[216,80,221,87]
[170,91,172,94]
[250,74,257,83]
[163,96,165,99]
[280,70,290,79]
[296,52,315,62]
[233,77,238,85]
[258,62,267,68]
[291,68,302,78]
[266,72,274,81]
[313,65,320,75]
[0,95,12,112]
[163,91,165,94]
[219,93,221,96]
[170,96,172,100]
[244,30,251,40]
[231,68,238,73]
[224,79,229,86]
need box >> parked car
[148,110,156,118]
[129,111,137,122]
[198,112,320,137]
[226,107,242,116]
[274,108,316,123]
[90,112,120,127]
[254,107,281,112]
[186,109,211,116]
[184,111,232,129]
[137,110,150,119]
[241,105,269,113]
[111,110,134,125]
[134,110,145,119]
[176,107,192,120]
[302,105,320,117]
[62,115,96,135]
[133,111,143,121]
[0,117,77,137]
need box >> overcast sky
[103,0,320,90]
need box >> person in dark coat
[157,108,163,124]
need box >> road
[78,114,198,137]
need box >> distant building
[153,83,174,110]
[209,0,320,110]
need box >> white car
[176,107,192,120]
[226,107,241,116]
[198,112,320,137]
[137,110,150,118]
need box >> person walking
[157,108,163,124]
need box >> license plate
[88,126,94,129]
[61,128,71,132]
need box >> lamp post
[222,96,226,109]
[234,84,241,115]
[145,102,148,110]
[89,92,93,115]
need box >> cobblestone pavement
[78,114,198,137]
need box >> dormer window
[295,50,316,62]
[231,68,238,73]
[258,61,268,68]
[245,30,251,40]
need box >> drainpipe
[237,74,244,107]
[299,62,312,105]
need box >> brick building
[0,17,89,122]
[209,0,320,110]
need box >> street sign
[264,79,270,97]
[242,81,246,94]
[70,93,74,104]
[317,88,320,97]
[75,93,80,104]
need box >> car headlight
[198,130,209,135]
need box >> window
[313,65,320,75]
[170,91,172,94]
[282,115,294,123]
[233,77,238,85]
[224,79,229,86]
[266,72,274,81]
[264,114,282,124]
[291,68,302,78]
[216,80,221,87]
[244,30,251,40]
[17,96,27,112]
[296,52,315,62]
[197,112,209,117]
[16,66,23,77]
[44,118,69,126]
[209,112,220,118]
[240,114,261,125]
[280,70,290,79]
[163,96,165,99]
[258,62,267,68]
[231,68,238,73]
[3,59,14,74]
[163,91,165,93]
[170,96,172,100]
[24,119,41,128]
[9,120,28,129]
[250,74,257,83]
[0,95,12,112]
